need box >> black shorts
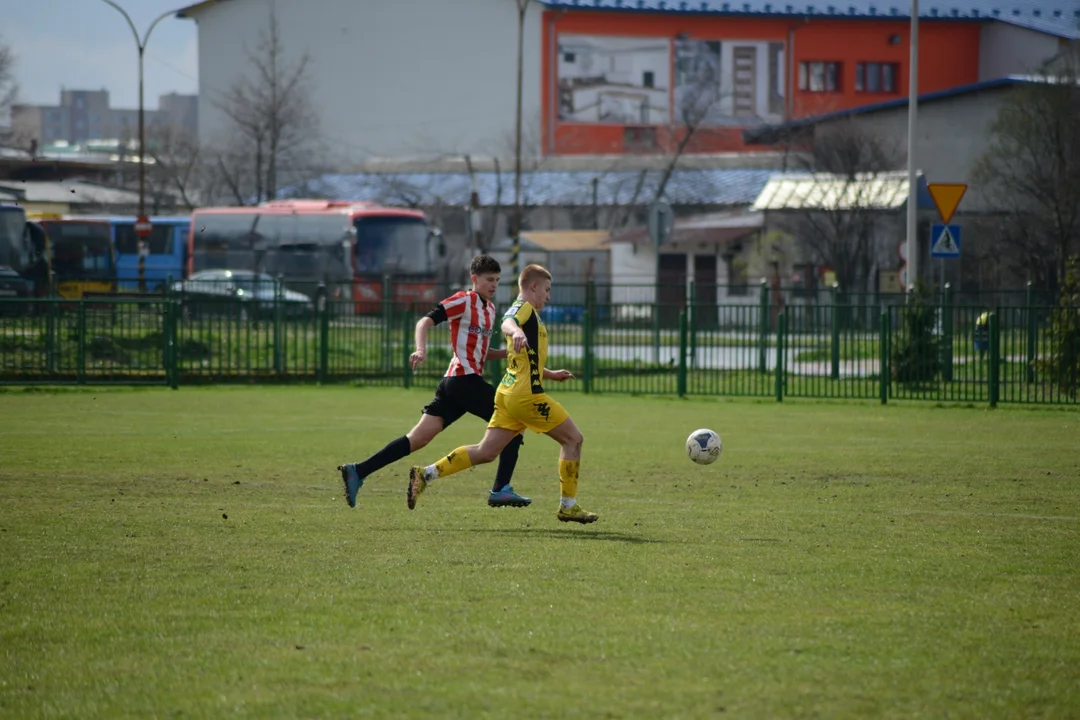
[422,374,497,428]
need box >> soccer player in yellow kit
[407,264,598,524]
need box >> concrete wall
[187,0,542,162]
[818,88,1009,212]
[979,22,1063,79]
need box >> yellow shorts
[488,390,570,434]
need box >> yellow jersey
[498,298,547,396]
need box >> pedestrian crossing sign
[930,224,961,258]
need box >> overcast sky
[5,0,199,110]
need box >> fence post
[76,299,87,384]
[775,310,786,402]
[318,283,329,385]
[273,276,284,376]
[989,310,1000,408]
[168,295,180,389]
[758,279,769,374]
[688,280,697,370]
[1025,281,1036,384]
[940,282,954,383]
[879,309,890,405]
[382,274,394,373]
[652,278,661,366]
[583,280,595,393]
[45,293,56,374]
[830,283,840,380]
[162,275,172,388]
[402,307,413,389]
[677,308,688,397]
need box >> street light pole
[905,0,919,295]
[99,0,177,292]
[512,0,530,280]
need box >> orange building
[538,1,1077,156]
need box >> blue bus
[71,215,190,291]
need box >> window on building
[643,71,655,88]
[623,126,658,152]
[855,62,899,93]
[797,62,842,92]
[563,52,575,63]
[882,63,896,92]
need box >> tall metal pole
[512,0,528,280]
[905,0,919,294]
[138,42,146,220]
[98,1,177,292]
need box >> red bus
[187,200,443,313]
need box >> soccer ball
[686,428,722,465]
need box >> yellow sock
[559,459,579,499]
[433,447,472,478]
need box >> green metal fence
[1,284,1077,407]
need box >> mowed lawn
[1,386,1078,719]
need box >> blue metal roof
[277,169,776,208]
[540,0,1080,39]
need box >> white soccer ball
[686,428,722,465]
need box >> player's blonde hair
[518,264,552,291]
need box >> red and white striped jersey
[439,290,497,377]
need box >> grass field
[1,387,1078,718]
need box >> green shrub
[892,282,941,384]
[1037,256,1080,396]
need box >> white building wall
[834,90,1009,212]
[979,22,1063,80]
[610,242,656,306]
[187,0,542,162]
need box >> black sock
[356,435,412,477]
[492,434,523,492]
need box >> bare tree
[0,36,19,143]
[210,3,322,204]
[737,229,800,285]
[603,41,730,232]
[139,124,203,212]
[653,40,728,203]
[780,121,905,292]
[973,54,1080,286]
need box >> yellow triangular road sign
[928,183,967,224]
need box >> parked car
[172,269,313,320]
[0,266,33,316]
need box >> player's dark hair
[470,254,501,276]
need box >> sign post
[135,215,153,238]
[135,215,152,293]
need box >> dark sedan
[172,270,313,320]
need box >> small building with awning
[490,230,611,314]
[605,210,765,324]
[750,170,935,298]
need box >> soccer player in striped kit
[338,254,529,509]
